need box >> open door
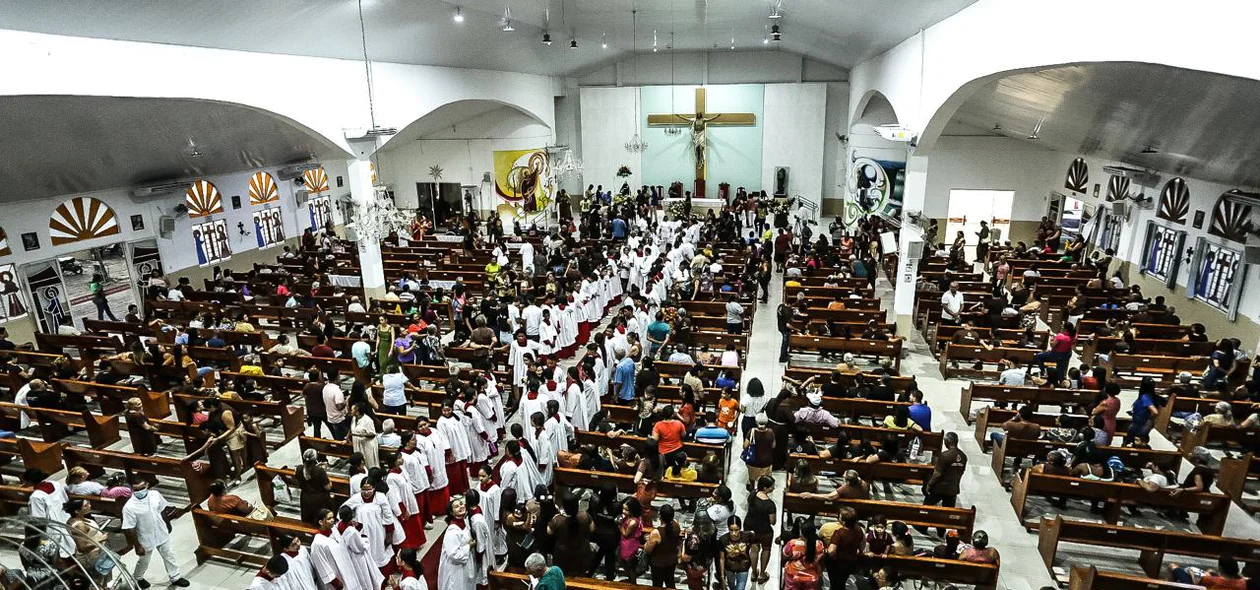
[128,240,164,317]
[22,260,73,333]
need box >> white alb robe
[468,511,492,586]
[384,470,419,543]
[416,430,450,490]
[331,525,385,590]
[460,403,490,464]
[309,531,345,590]
[341,491,400,568]
[400,447,432,496]
[438,522,477,590]
[498,458,535,503]
[29,481,74,557]
[279,546,319,590]
[437,415,473,463]
[563,381,589,431]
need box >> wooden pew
[783,493,977,537]
[191,508,318,567]
[51,379,167,419]
[939,344,1039,379]
[793,423,944,454]
[1038,515,1260,579]
[1102,354,1211,387]
[988,432,1183,485]
[254,463,350,512]
[574,429,728,470]
[62,446,214,513]
[553,466,716,499]
[959,383,1099,424]
[0,402,121,449]
[1177,422,1260,455]
[490,570,655,590]
[0,438,65,475]
[788,454,934,484]
[1068,566,1204,590]
[1081,337,1216,366]
[787,335,903,371]
[172,393,305,448]
[0,484,125,519]
[1153,395,1260,436]
[972,406,1132,450]
[1218,453,1260,514]
[1009,470,1230,535]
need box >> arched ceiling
[0,96,346,202]
[939,62,1260,188]
[0,0,977,75]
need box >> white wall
[761,83,827,207]
[821,83,851,204]
[1,29,558,156]
[921,136,1063,220]
[578,87,642,191]
[578,51,847,87]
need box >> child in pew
[1168,555,1250,590]
[65,467,134,499]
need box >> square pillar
[347,158,387,299]
[894,154,929,336]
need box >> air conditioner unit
[158,216,176,238]
[131,181,189,200]
[294,189,310,205]
[278,162,321,181]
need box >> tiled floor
[21,265,1259,590]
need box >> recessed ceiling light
[453,6,464,22]
[602,33,608,49]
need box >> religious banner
[192,218,232,267]
[493,149,552,214]
[130,241,163,279]
[25,261,71,333]
[0,264,29,322]
[308,195,333,231]
[253,207,285,249]
[845,157,904,225]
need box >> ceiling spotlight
[502,20,515,31]
[570,38,578,48]
[602,33,608,49]
[453,6,464,22]
[991,124,1002,133]
[762,35,769,45]
[770,24,782,42]
[542,32,552,45]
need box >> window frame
[1139,221,1185,286]
[1189,237,1247,320]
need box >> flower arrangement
[616,165,633,178]
[665,200,687,219]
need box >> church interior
[1,1,1260,590]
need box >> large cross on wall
[647,87,756,197]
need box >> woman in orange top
[716,388,740,434]
[782,520,825,590]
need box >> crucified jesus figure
[690,114,719,172]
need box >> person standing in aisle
[122,479,191,588]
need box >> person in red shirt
[1034,322,1077,382]
[651,406,688,477]
[310,334,336,358]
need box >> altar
[664,197,726,216]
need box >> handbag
[741,440,757,464]
[520,532,536,552]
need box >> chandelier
[625,9,648,154]
[625,134,648,153]
[553,150,584,178]
[352,186,411,244]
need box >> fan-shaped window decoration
[1106,176,1129,202]
[1208,191,1254,243]
[0,227,10,257]
[248,172,280,206]
[185,180,224,218]
[304,167,329,194]
[1064,158,1089,193]
[1157,178,1190,225]
[48,197,121,246]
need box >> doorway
[416,182,464,230]
[59,245,136,327]
[944,189,1014,261]
[1061,196,1087,242]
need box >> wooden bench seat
[788,335,903,371]
[1038,515,1260,578]
[960,383,1099,425]
[553,466,716,499]
[794,422,943,454]
[0,402,121,448]
[788,454,934,484]
[63,446,214,513]
[783,493,977,537]
[192,508,318,567]
[0,484,125,519]
[988,432,1182,485]
[1068,566,1204,590]
[574,429,728,470]
[1218,452,1260,513]
[172,393,304,447]
[939,344,1039,379]
[254,463,350,512]
[0,437,65,475]
[1010,470,1230,535]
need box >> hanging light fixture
[542,5,551,44]
[542,32,552,45]
[768,0,784,19]
[354,0,396,137]
[501,4,514,31]
[453,6,464,22]
[625,9,648,154]
[602,32,608,49]
[570,38,578,48]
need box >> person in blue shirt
[694,412,731,445]
[1123,376,1161,445]
[611,216,628,239]
[907,390,932,431]
[645,312,671,356]
[613,347,636,402]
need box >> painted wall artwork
[26,262,70,333]
[253,207,285,249]
[308,195,333,231]
[493,149,552,214]
[0,264,28,322]
[0,227,10,257]
[192,218,232,267]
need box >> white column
[893,154,929,335]
[346,158,387,297]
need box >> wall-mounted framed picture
[336,176,344,188]
[1192,210,1206,229]
[231,195,242,209]
[131,214,145,231]
[21,232,39,251]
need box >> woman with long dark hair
[588,485,622,580]
[618,497,645,583]
[782,519,823,590]
[646,503,681,587]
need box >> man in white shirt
[323,377,348,440]
[940,282,964,325]
[520,299,543,341]
[347,296,367,314]
[123,479,190,587]
[381,368,412,416]
[996,359,1027,386]
[166,287,185,302]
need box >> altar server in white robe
[395,549,430,590]
[438,497,477,590]
[498,439,536,503]
[465,490,493,588]
[507,331,541,392]
[473,465,505,565]
[580,365,600,427]
[348,403,379,470]
[277,534,319,590]
[26,469,74,558]
[519,240,535,276]
[459,390,491,478]
[310,510,348,590]
[415,418,451,525]
[584,343,609,400]
[334,506,386,590]
[557,299,578,356]
[537,310,559,356]
[250,555,290,590]
[398,431,433,525]
[436,401,472,495]
[543,399,573,456]
[340,477,400,571]
[384,453,426,549]
[517,382,550,436]
[482,373,507,438]
[562,366,589,431]
[528,413,556,485]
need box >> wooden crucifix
[647,87,756,197]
